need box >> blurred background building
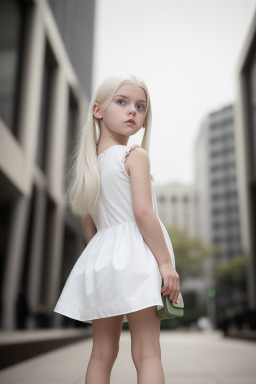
[195,105,242,260]
[154,182,200,239]
[193,104,243,325]
[235,9,256,313]
[0,0,95,330]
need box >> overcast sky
[92,0,256,185]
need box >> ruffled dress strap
[122,144,141,163]
[122,144,154,182]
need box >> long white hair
[66,73,153,218]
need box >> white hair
[65,73,153,218]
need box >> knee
[92,343,119,366]
[131,342,161,367]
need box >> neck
[97,127,129,148]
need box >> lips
[125,119,135,125]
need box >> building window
[0,0,29,136]
[211,162,234,172]
[210,133,234,144]
[212,236,223,244]
[211,176,236,187]
[64,89,79,190]
[171,196,177,203]
[209,119,233,131]
[36,40,57,172]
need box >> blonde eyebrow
[114,95,147,104]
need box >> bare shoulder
[125,146,149,166]
[124,146,150,177]
[128,146,148,157]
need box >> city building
[235,9,256,312]
[194,104,243,325]
[0,0,95,329]
[194,105,242,261]
[154,182,200,239]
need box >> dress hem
[54,292,164,324]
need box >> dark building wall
[236,8,256,311]
[0,0,90,329]
[47,0,95,98]
[243,24,256,309]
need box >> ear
[93,103,103,119]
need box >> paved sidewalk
[0,330,255,383]
[0,328,92,369]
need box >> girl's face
[95,83,147,138]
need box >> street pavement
[0,330,255,383]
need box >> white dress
[54,144,176,324]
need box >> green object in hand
[157,279,184,320]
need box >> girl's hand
[159,261,180,304]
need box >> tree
[215,254,248,313]
[165,226,217,279]
[162,226,218,328]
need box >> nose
[128,104,136,115]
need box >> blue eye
[117,99,145,111]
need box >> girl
[54,73,180,384]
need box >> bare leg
[127,306,165,384]
[85,314,124,384]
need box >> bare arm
[84,214,97,244]
[126,147,180,302]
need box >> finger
[161,287,167,294]
[169,281,177,301]
[165,284,174,297]
[162,286,170,296]
[174,292,180,304]
[161,280,169,294]
[174,282,180,302]
[171,277,180,301]
[172,287,180,303]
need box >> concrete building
[0,0,95,329]
[235,9,256,312]
[194,105,243,325]
[194,105,242,261]
[154,182,200,239]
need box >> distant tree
[165,226,217,279]
[161,226,217,328]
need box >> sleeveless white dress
[54,144,176,324]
